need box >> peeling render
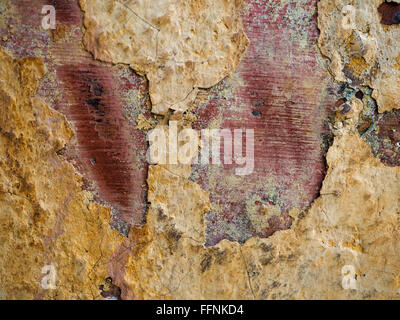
[79,0,249,115]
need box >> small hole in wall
[99,277,122,300]
[341,103,351,114]
[355,90,364,100]
[378,2,400,25]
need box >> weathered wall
[1,0,400,300]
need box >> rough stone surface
[2,0,400,300]
[318,0,400,113]
[122,97,400,299]
[0,49,124,299]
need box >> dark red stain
[57,64,148,226]
[11,0,149,227]
[378,2,400,25]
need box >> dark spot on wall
[200,254,212,273]
[378,2,400,25]
[167,229,182,242]
[260,243,272,253]
[99,277,122,300]
[253,101,264,108]
[214,250,227,265]
[358,118,372,134]
[335,98,347,109]
[355,90,364,100]
[341,104,351,114]
[56,147,66,156]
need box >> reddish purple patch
[193,0,339,245]
[57,64,148,226]
[10,0,149,227]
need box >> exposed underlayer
[1,0,400,299]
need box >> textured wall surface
[1,0,400,300]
